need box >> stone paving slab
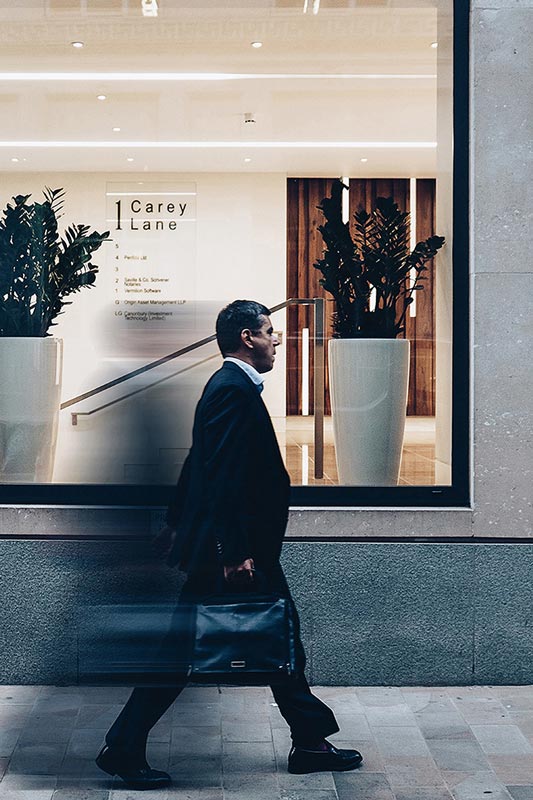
[507,788,533,800]
[2,686,533,798]
[394,791,453,800]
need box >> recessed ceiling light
[244,157,252,163]
[126,157,134,161]
[11,157,19,162]
[112,127,121,132]
[431,42,438,49]
[71,41,84,49]
[251,41,263,49]
[97,94,107,101]
[142,0,158,17]
[360,157,368,163]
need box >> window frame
[0,0,470,510]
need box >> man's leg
[265,568,362,772]
[265,569,338,745]
[271,676,363,773]
[97,594,197,786]
[105,683,185,759]
[270,673,339,745]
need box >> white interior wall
[0,171,287,482]
[0,171,286,409]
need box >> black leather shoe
[96,745,172,790]
[288,741,363,774]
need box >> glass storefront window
[0,0,468,506]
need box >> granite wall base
[0,540,531,686]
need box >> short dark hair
[216,299,271,356]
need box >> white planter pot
[0,338,63,482]
[328,338,410,486]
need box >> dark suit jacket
[166,360,291,574]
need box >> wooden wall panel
[349,178,409,216]
[286,178,437,417]
[286,178,334,415]
[409,178,436,416]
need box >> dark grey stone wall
[1,539,532,686]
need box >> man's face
[248,315,280,374]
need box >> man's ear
[241,328,254,350]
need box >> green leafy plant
[315,179,445,338]
[0,187,110,336]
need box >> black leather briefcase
[190,593,297,685]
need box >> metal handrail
[59,334,218,410]
[61,297,325,478]
[69,354,218,427]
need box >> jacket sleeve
[202,385,256,566]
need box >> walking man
[96,299,363,789]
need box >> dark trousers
[105,565,338,755]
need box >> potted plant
[0,188,110,482]
[315,179,445,485]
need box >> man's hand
[224,558,255,584]
[152,525,177,558]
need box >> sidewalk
[1,685,533,800]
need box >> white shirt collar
[224,357,265,390]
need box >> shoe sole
[288,757,363,774]
[96,749,172,789]
[122,779,172,790]
[96,757,171,789]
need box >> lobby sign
[105,182,197,325]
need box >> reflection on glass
[0,0,453,489]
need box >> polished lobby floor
[277,416,448,487]
[51,410,449,486]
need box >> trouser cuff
[291,721,340,746]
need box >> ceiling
[0,0,446,174]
